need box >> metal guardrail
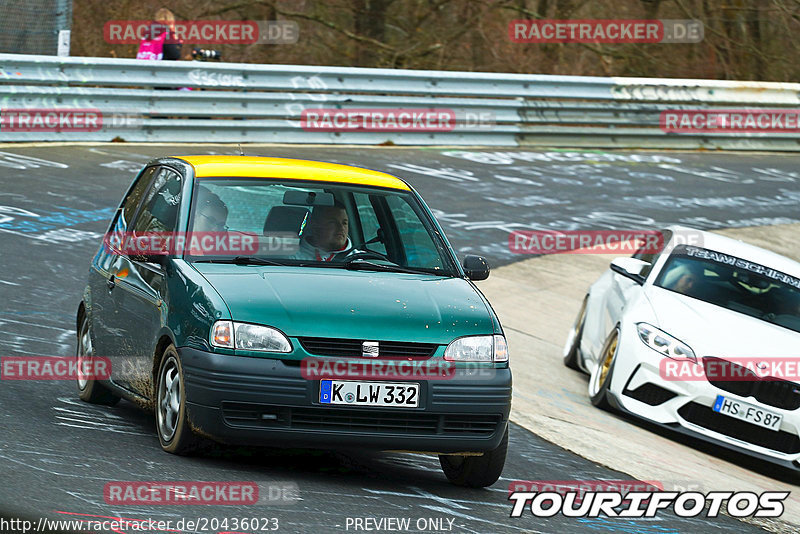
[1,53,800,149]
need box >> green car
[77,155,511,487]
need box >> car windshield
[654,245,800,334]
[185,178,457,276]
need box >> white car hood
[642,286,800,359]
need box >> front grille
[299,337,438,359]
[678,402,800,454]
[222,402,500,436]
[756,380,800,411]
[703,357,800,411]
[623,383,677,406]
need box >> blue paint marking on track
[0,206,115,233]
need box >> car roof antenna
[237,143,245,156]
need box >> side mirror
[463,255,490,281]
[610,257,649,285]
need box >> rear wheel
[439,425,508,487]
[589,328,619,410]
[563,295,588,371]
[76,311,119,406]
[156,345,198,454]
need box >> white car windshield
[654,245,800,334]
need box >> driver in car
[294,202,355,261]
[662,262,703,295]
[194,187,229,232]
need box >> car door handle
[106,276,116,291]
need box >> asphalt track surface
[2,145,799,533]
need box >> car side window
[633,229,673,278]
[353,193,387,256]
[132,168,183,234]
[119,166,158,230]
[385,195,443,269]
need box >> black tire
[156,345,198,454]
[439,424,508,487]
[589,328,619,411]
[563,295,589,371]
[76,310,120,406]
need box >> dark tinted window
[120,166,157,230]
[633,229,672,278]
[655,245,800,334]
[132,168,182,234]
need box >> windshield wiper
[343,258,437,275]
[194,256,286,266]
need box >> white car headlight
[444,335,508,362]
[211,320,292,353]
[636,322,696,363]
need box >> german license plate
[319,380,419,407]
[712,395,781,431]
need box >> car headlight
[444,335,508,362]
[211,320,292,352]
[636,322,695,363]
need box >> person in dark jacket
[155,7,183,60]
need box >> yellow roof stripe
[175,155,410,191]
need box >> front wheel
[589,328,619,410]
[76,311,119,406]
[156,345,198,454]
[439,425,508,487]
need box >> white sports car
[564,226,800,469]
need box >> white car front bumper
[607,324,800,469]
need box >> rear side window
[132,168,183,234]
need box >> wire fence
[0,0,72,55]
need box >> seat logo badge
[362,341,379,358]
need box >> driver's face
[312,207,348,251]
[674,273,697,293]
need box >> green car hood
[194,265,495,344]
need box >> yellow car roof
[175,155,410,191]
